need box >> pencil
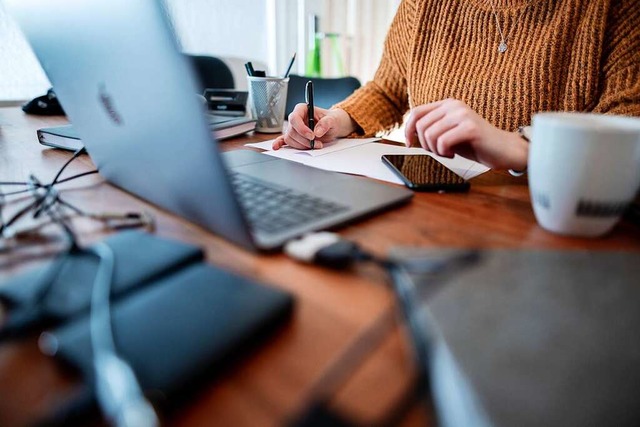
[283,53,296,78]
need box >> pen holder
[247,76,289,133]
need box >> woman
[274,0,640,172]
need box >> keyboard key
[229,173,346,234]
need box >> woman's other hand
[273,105,356,150]
[405,99,528,171]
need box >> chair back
[285,74,361,117]
[186,55,235,92]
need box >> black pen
[306,81,315,149]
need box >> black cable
[0,170,99,199]
[0,188,37,197]
[0,147,90,201]
[33,148,87,219]
[3,189,157,425]
[56,197,86,216]
[0,199,41,236]
[44,193,79,249]
[284,233,480,426]
[54,170,98,185]
[0,192,5,234]
[2,151,158,425]
[52,148,87,185]
[0,183,79,341]
[0,181,30,186]
[0,149,95,237]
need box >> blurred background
[0,0,400,104]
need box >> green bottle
[305,15,321,77]
[306,33,322,77]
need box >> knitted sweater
[336,0,640,137]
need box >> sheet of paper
[245,138,490,185]
[245,137,380,157]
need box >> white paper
[245,137,379,156]
[245,138,490,185]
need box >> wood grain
[1,107,639,426]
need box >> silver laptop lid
[7,0,256,249]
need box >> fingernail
[314,125,325,136]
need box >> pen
[283,52,296,78]
[306,81,315,149]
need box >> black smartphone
[381,154,470,192]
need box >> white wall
[165,0,270,68]
[0,0,398,101]
[0,1,272,101]
[0,3,50,101]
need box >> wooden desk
[1,106,639,427]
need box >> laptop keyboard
[229,172,348,234]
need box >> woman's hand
[273,105,356,150]
[405,99,528,171]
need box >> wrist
[507,131,529,173]
[331,108,358,137]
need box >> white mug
[528,112,640,237]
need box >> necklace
[487,0,533,53]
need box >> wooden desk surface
[1,107,639,427]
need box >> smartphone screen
[381,154,470,192]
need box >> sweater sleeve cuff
[333,98,381,138]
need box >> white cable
[89,242,159,427]
[284,232,342,263]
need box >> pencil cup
[247,76,289,133]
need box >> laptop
[8,0,413,251]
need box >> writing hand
[273,105,355,150]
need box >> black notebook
[0,231,204,338]
[392,249,640,427]
[46,263,293,403]
[37,115,256,151]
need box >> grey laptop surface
[8,0,412,250]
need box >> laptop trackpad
[229,154,350,193]
[222,150,279,169]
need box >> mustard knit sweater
[336,0,640,137]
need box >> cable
[2,151,158,426]
[88,242,159,427]
[0,170,99,199]
[28,174,79,249]
[33,148,87,219]
[0,199,41,238]
[1,149,88,238]
[0,147,128,241]
[0,146,92,201]
[0,181,30,186]
[284,232,480,426]
[54,170,98,184]
[34,200,158,426]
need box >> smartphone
[381,154,470,192]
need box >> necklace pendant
[498,41,508,53]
